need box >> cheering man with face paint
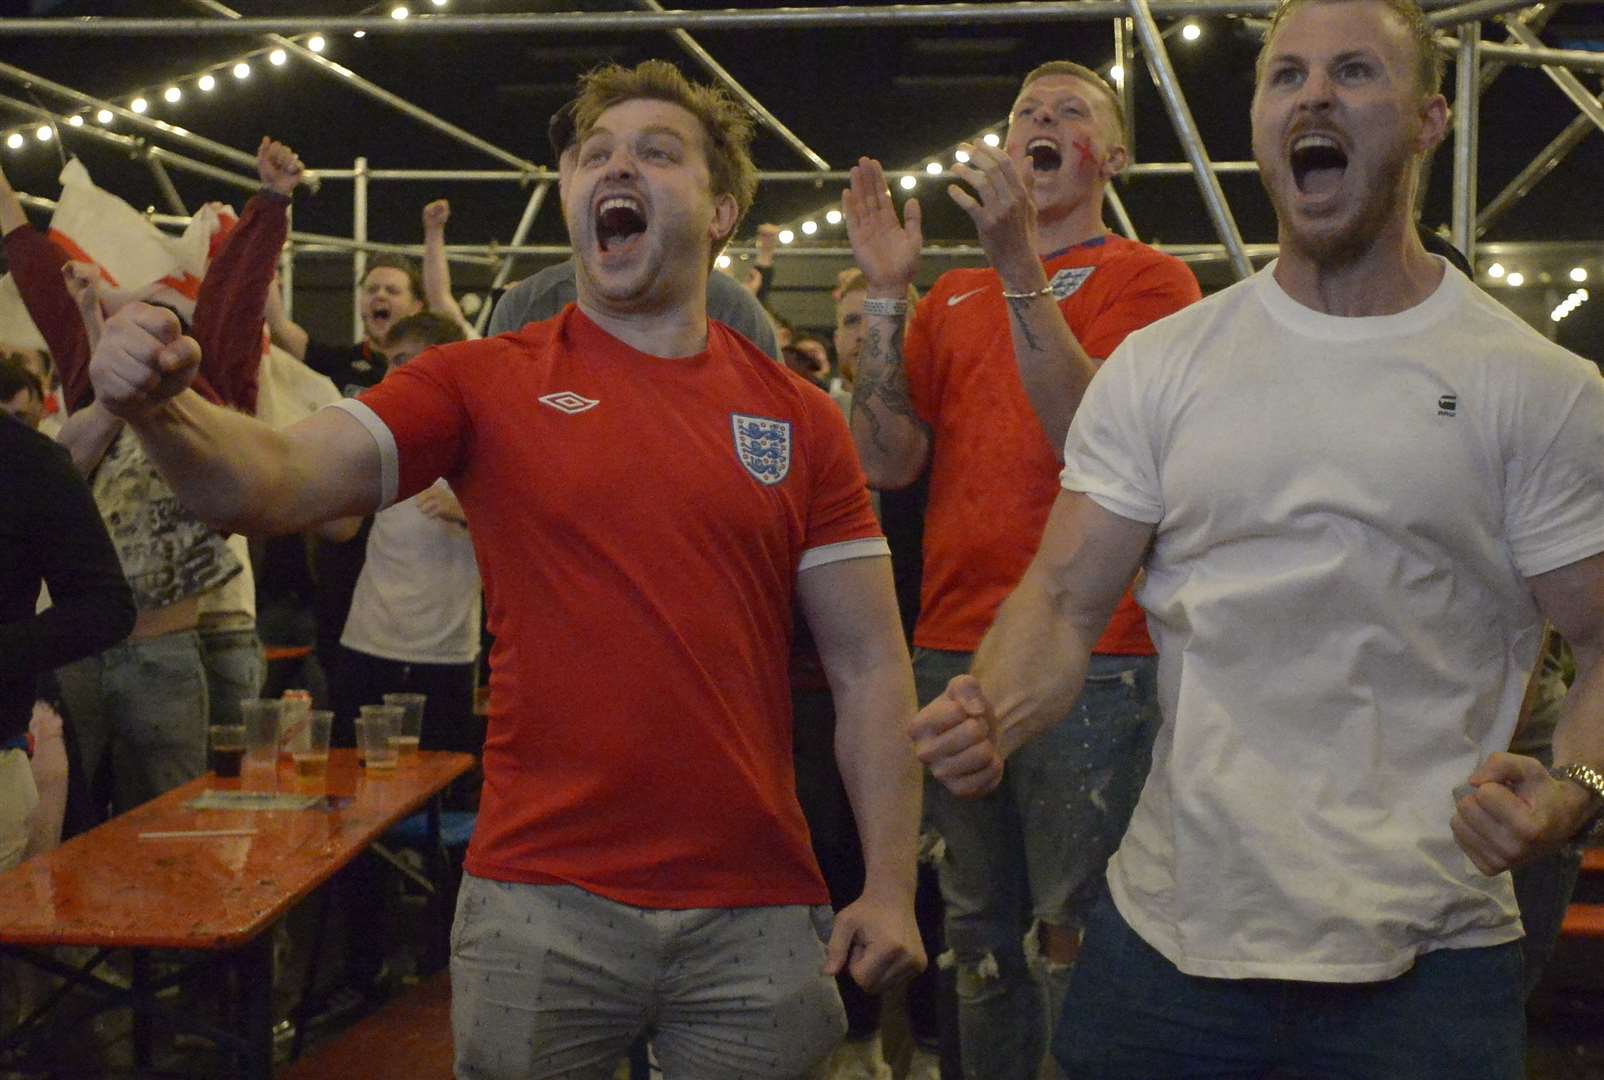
[86,61,925,1080]
[844,61,1199,1080]
[912,3,1604,1077]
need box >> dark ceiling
[2,1,1603,350]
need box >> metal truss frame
[2,0,1602,317]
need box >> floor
[3,900,1604,1078]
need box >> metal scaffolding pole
[631,0,829,172]
[279,206,294,322]
[145,156,187,216]
[1451,23,1481,260]
[1426,0,1538,24]
[1116,16,1137,149]
[179,0,539,173]
[474,182,551,336]
[1504,20,1604,132]
[353,156,368,344]
[1439,35,1604,75]
[1479,2,1553,92]
[1105,185,1140,241]
[1476,107,1597,236]
[0,2,1491,37]
[1128,0,1252,279]
[0,59,258,173]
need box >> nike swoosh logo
[947,287,988,307]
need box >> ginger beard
[1255,110,1418,268]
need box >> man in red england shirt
[844,61,1200,1079]
[87,61,923,1080]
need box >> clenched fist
[89,303,203,420]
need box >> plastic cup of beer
[292,710,334,782]
[208,724,246,779]
[356,706,401,772]
[239,699,282,783]
[382,692,426,764]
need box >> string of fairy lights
[0,1,452,152]
[711,18,1209,272]
[2,6,1597,308]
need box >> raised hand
[422,199,451,233]
[257,137,304,197]
[89,302,202,420]
[948,140,1041,289]
[908,674,1004,798]
[842,157,922,295]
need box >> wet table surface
[0,749,473,951]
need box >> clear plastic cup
[382,692,426,764]
[239,698,282,783]
[356,705,401,772]
[291,710,334,781]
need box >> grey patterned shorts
[450,875,847,1079]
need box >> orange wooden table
[0,749,473,1079]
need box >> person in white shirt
[331,312,482,767]
[911,1,1604,1077]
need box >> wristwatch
[1549,762,1604,842]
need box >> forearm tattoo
[852,318,929,458]
[1006,294,1045,354]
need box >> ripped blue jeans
[913,648,1159,1080]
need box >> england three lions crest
[731,414,792,486]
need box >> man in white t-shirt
[911,1,1604,1076]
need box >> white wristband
[861,297,909,317]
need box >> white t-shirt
[195,533,255,627]
[340,480,482,665]
[1061,259,1604,982]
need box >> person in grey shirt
[486,99,782,361]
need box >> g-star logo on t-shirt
[1049,266,1095,300]
[731,414,792,486]
[538,391,600,415]
[1437,393,1458,417]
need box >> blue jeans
[56,630,209,815]
[198,626,264,728]
[1054,888,1525,1079]
[914,648,1160,1080]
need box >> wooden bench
[1559,846,1604,939]
[282,971,454,1079]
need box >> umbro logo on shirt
[539,391,600,415]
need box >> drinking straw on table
[138,828,259,840]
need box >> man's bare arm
[843,157,931,489]
[1453,552,1604,874]
[90,302,382,536]
[974,491,1152,757]
[911,491,1152,796]
[797,554,926,992]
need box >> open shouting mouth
[1290,132,1348,199]
[595,194,648,255]
[1026,137,1063,174]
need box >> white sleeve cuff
[797,537,891,573]
[329,398,399,510]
